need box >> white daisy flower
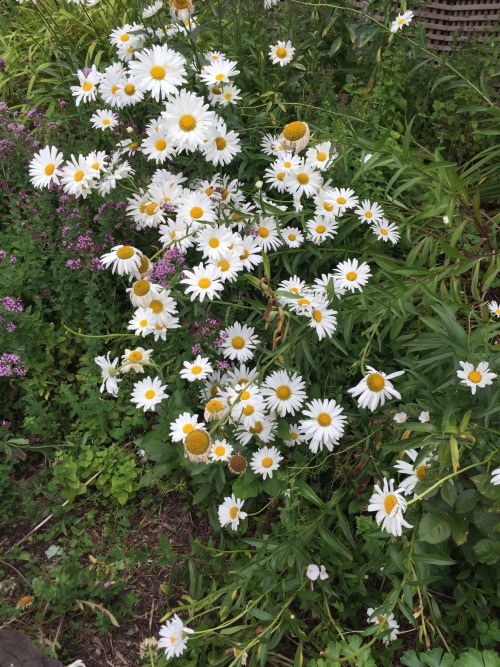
[180,263,224,302]
[253,216,283,252]
[277,276,307,302]
[393,411,408,424]
[210,250,244,283]
[300,398,347,453]
[367,478,412,537]
[98,72,124,107]
[121,347,153,373]
[354,199,384,224]
[220,323,260,362]
[456,361,496,395]
[203,121,241,167]
[305,216,338,244]
[307,296,337,340]
[95,353,121,396]
[60,154,95,198]
[390,10,414,33]
[306,141,337,171]
[180,355,213,382]
[487,301,500,317]
[101,245,143,279]
[282,226,304,248]
[127,279,163,308]
[199,57,240,87]
[218,84,242,106]
[161,90,216,153]
[70,65,101,106]
[152,315,181,341]
[210,439,233,462]
[394,449,433,495]
[329,187,358,213]
[169,0,195,21]
[218,494,247,531]
[196,225,235,260]
[261,133,285,157]
[238,236,263,271]
[148,290,178,326]
[115,76,145,106]
[284,160,323,198]
[142,0,162,18]
[367,608,400,645]
[314,190,339,219]
[128,307,155,337]
[90,109,119,131]
[109,23,145,48]
[140,131,176,163]
[313,273,346,298]
[370,219,400,244]
[348,366,405,411]
[158,614,193,660]
[264,0,281,8]
[177,192,217,231]
[250,445,283,479]
[131,376,169,412]
[261,370,307,416]
[334,258,371,293]
[129,45,187,101]
[491,468,500,486]
[29,145,64,189]
[225,364,259,387]
[159,221,195,252]
[269,40,295,66]
[235,416,277,446]
[170,412,205,442]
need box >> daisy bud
[255,180,263,190]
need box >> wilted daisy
[250,446,283,479]
[457,361,496,394]
[300,399,347,453]
[131,376,168,411]
[394,449,433,495]
[184,428,211,463]
[180,263,224,302]
[218,494,247,530]
[203,121,241,166]
[371,219,400,244]
[367,478,412,537]
[170,412,205,442]
[209,439,233,462]
[220,323,260,362]
[161,90,216,152]
[29,146,64,189]
[390,9,414,33]
[264,0,281,7]
[491,468,500,486]
[334,258,371,293]
[128,307,155,337]
[169,0,195,21]
[90,109,119,131]
[487,301,500,317]
[129,45,187,101]
[158,614,193,660]
[95,353,121,396]
[348,366,405,411]
[204,397,226,421]
[367,608,400,645]
[180,355,213,382]
[121,347,153,373]
[419,411,430,423]
[261,370,307,416]
[280,121,310,152]
[306,141,336,171]
[101,245,143,279]
[269,40,295,67]
[355,199,384,224]
[70,65,101,105]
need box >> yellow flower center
[317,412,331,427]
[366,373,385,392]
[190,206,203,219]
[381,228,388,235]
[74,170,84,182]
[288,234,296,241]
[117,246,135,260]
[133,280,151,296]
[128,142,138,150]
[262,457,273,468]
[276,385,291,400]
[182,423,194,434]
[145,203,157,216]
[155,139,167,151]
[283,161,292,168]
[139,319,148,327]
[209,237,219,248]
[365,211,373,218]
[297,173,309,185]
[82,82,93,92]
[212,85,222,94]
[240,390,250,400]
[397,17,405,25]
[124,83,136,96]
[337,196,347,205]
[191,365,203,375]
[150,65,166,80]
[198,278,211,289]
[229,506,239,519]
[298,298,310,306]
[145,389,156,400]
[377,615,385,624]
[384,494,398,514]
[283,121,307,141]
[218,260,230,272]
[258,227,269,238]
[232,336,245,349]
[206,399,223,414]
[91,162,100,170]
[346,271,357,281]
[468,370,482,383]
[111,84,120,94]
[184,429,211,455]
[277,172,285,181]
[313,310,322,322]
[179,114,197,132]
[120,34,129,42]
[150,299,164,314]
[324,202,334,212]
[215,73,225,81]
[240,249,249,259]
[249,421,263,434]
[276,47,288,58]
[102,119,111,125]
[316,225,326,234]
[316,151,327,161]
[221,189,229,201]
[290,431,298,440]
[44,163,55,175]
[416,464,429,481]
[139,256,150,274]
[290,287,299,294]
[214,445,226,457]
[129,350,143,362]
[215,137,227,150]
[224,93,232,100]
[242,405,254,416]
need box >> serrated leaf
[418,512,451,544]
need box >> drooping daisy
[204,397,227,422]
[203,121,241,166]
[170,412,205,442]
[348,366,405,411]
[334,258,371,293]
[169,0,195,21]
[161,90,216,152]
[491,468,500,486]
[29,146,64,189]
[101,245,143,279]
[158,614,194,660]
[210,439,234,462]
[269,40,295,67]
[121,347,153,373]
[128,307,155,337]
[367,478,412,537]
[354,199,384,224]
[305,216,338,244]
[370,219,400,244]
[180,263,224,302]
[456,361,497,395]
[282,226,304,248]
[329,187,358,213]
[390,10,414,33]
[218,494,247,530]
[300,398,347,453]
[394,449,434,495]
[366,608,401,645]
[261,370,307,416]
[306,141,336,171]
[285,160,323,198]
[487,301,500,317]
[250,446,283,479]
[220,323,260,362]
[280,121,310,152]
[180,355,213,382]
[90,109,119,131]
[95,353,121,396]
[184,428,211,463]
[127,279,163,308]
[70,65,101,106]
[131,376,169,411]
[253,216,283,252]
[129,45,187,101]
[228,452,248,475]
[199,57,240,87]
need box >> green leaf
[473,538,500,565]
[418,512,451,544]
[455,489,478,514]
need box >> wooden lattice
[352,1,500,52]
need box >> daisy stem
[63,325,134,339]
[148,645,156,667]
